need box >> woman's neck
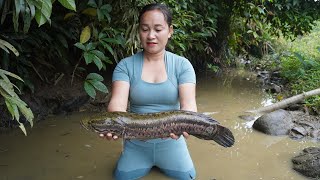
[143,50,165,62]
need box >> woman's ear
[168,25,174,38]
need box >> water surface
[0,70,316,180]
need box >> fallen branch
[246,88,320,114]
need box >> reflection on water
[0,69,316,180]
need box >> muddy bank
[0,75,110,132]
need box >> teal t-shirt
[112,51,196,114]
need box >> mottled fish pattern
[81,110,235,147]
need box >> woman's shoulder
[118,51,143,66]
[166,51,188,62]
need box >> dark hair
[138,3,172,26]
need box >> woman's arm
[170,83,197,139]
[102,81,129,140]
[107,81,130,112]
[179,83,197,112]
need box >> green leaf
[23,6,32,33]
[0,80,16,97]
[84,52,94,64]
[102,38,121,45]
[26,0,36,19]
[4,99,15,119]
[19,124,27,136]
[86,73,103,81]
[92,56,103,70]
[58,0,76,11]
[7,96,34,126]
[97,8,103,21]
[100,41,114,55]
[0,69,24,81]
[257,7,265,14]
[89,80,108,93]
[0,44,9,54]
[100,4,111,12]
[91,50,105,60]
[84,81,96,99]
[85,42,95,51]
[12,102,20,121]
[74,42,86,51]
[80,26,91,44]
[0,39,19,56]
[35,0,52,26]
[17,103,34,127]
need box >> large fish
[81,110,235,147]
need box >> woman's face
[139,9,173,55]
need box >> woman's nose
[147,30,156,39]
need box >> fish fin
[182,110,220,124]
[212,126,235,147]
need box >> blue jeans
[114,137,196,180]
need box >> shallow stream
[0,70,317,180]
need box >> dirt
[0,73,111,131]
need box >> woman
[103,3,197,180]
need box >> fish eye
[205,127,214,134]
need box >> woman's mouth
[147,42,157,46]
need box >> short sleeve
[112,60,130,82]
[178,59,196,85]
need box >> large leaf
[100,41,114,55]
[0,69,24,81]
[91,50,106,60]
[88,80,108,93]
[0,39,19,56]
[86,73,103,81]
[74,42,86,51]
[58,0,76,11]
[19,124,27,136]
[80,26,91,44]
[5,99,20,121]
[92,56,103,70]
[83,52,96,64]
[23,5,32,33]
[7,96,34,127]
[84,81,96,99]
[35,0,52,26]
[0,79,16,97]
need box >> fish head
[204,126,215,135]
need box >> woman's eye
[155,29,162,32]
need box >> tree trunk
[246,88,320,114]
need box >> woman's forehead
[140,10,167,24]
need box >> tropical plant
[0,0,76,134]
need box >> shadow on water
[0,69,316,180]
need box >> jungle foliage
[0,0,320,133]
[278,22,320,110]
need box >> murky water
[0,69,317,180]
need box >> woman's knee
[161,168,196,180]
[114,167,151,180]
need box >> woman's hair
[138,3,172,26]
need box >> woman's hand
[170,132,189,139]
[99,133,119,140]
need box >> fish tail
[212,126,235,148]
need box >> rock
[292,147,320,178]
[252,109,294,135]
